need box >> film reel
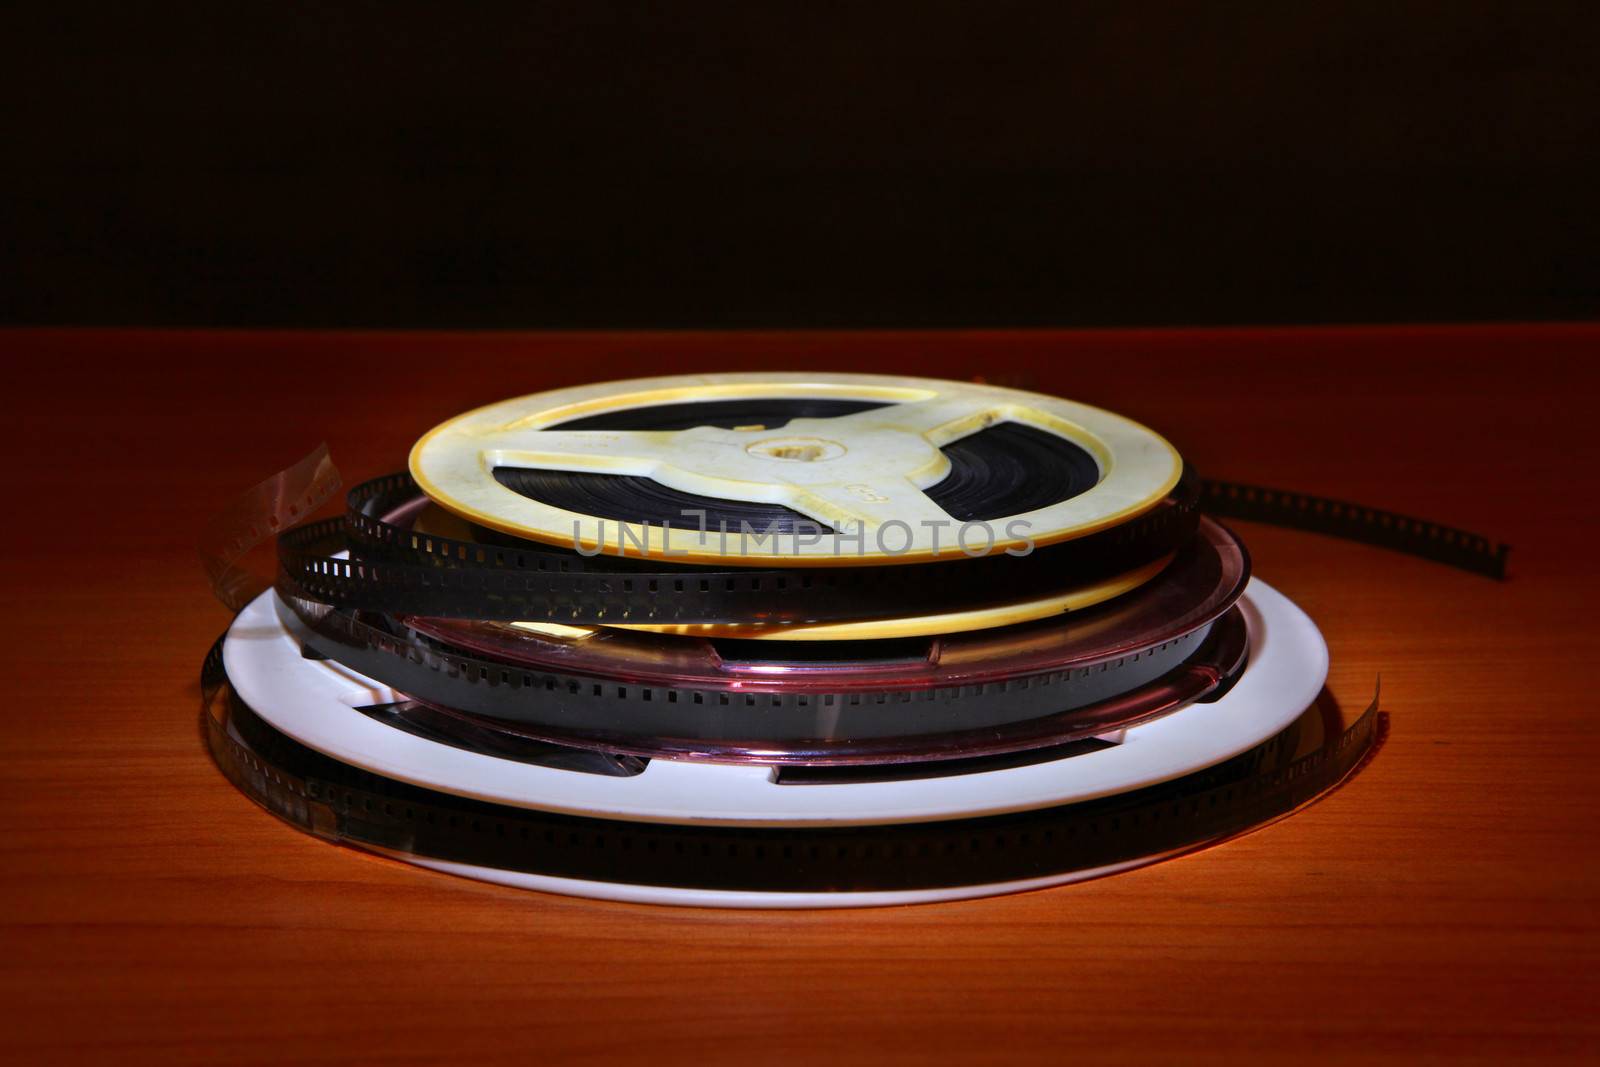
[408,373,1184,565]
[223,580,1317,824]
[392,517,1247,716]
[274,511,1249,762]
[205,579,1379,907]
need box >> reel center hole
[745,436,846,463]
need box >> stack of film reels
[201,373,1503,907]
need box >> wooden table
[3,326,1596,1064]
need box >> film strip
[199,449,1507,635]
[259,479,1506,637]
[279,593,1246,762]
[202,636,1382,893]
[273,511,1250,760]
[274,471,1201,625]
[198,443,341,613]
[1200,479,1510,579]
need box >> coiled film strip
[202,637,1382,893]
[274,471,1201,625]
[280,593,1247,762]
[269,475,1507,632]
[200,447,1507,638]
[273,510,1250,759]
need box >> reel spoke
[484,428,690,475]
[788,477,957,534]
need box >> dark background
[5,2,1597,329]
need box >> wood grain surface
[2,326,1596,1065]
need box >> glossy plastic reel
[225,578,1322,826]
[281,518,1248,760]
[405,516,1249,688]
[409,372,1183,565]
[208,578,1359,907]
